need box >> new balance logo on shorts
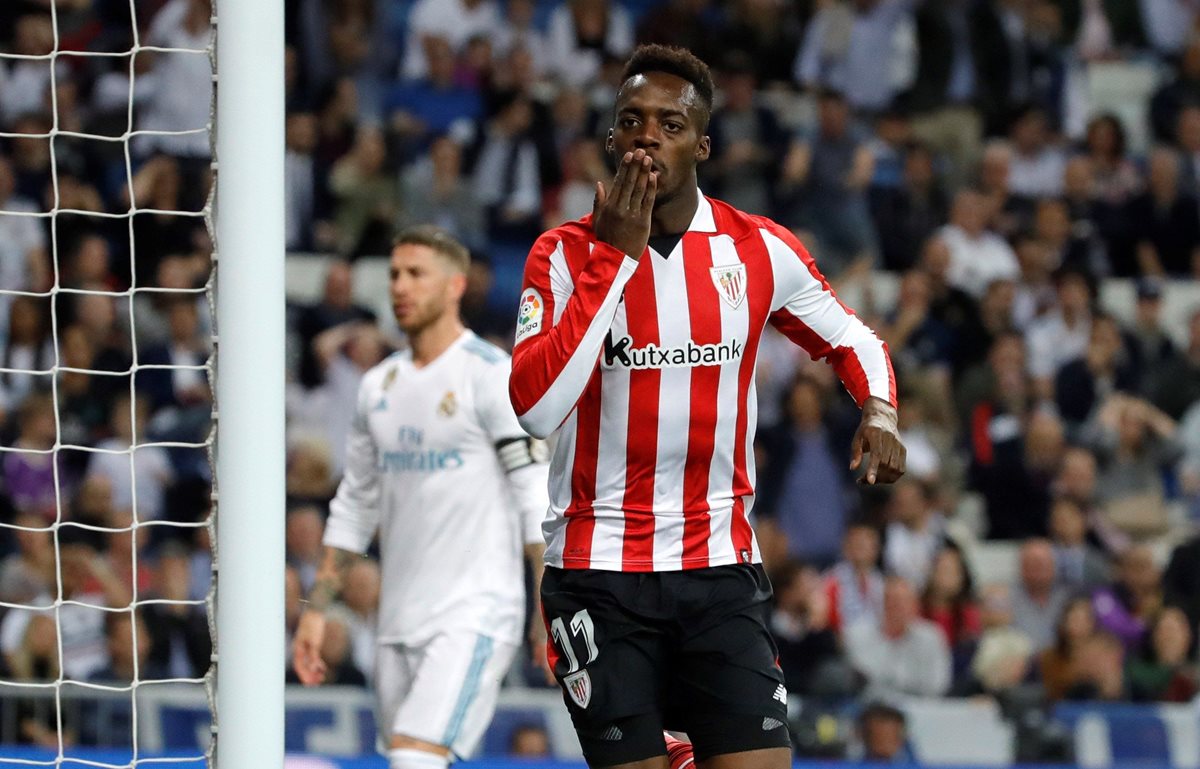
[762,717,784,731]
[773,684,787,704]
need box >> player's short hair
[393,225,470,274]
[619,44,714,129]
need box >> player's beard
[395,294,448,338]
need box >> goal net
[0,1,217,766]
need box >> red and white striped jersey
[509,193,896,572]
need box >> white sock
[388,748,450,769]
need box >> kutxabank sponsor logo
[602,333,743,370]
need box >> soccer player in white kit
[292,226,551,769]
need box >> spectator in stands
[509,723,552,758]
[895,385,950,484]
[492,0,549,76]
[1126,606,1198,702]
[871,142,949,272]
[918,235,991,375]
[1039,596,1098,702]
[399,134,487,253]
[546,0,634,88]
[1011,233,1056,331]
[880,269,957,376]
[89,610,159,685]
[285,112,324,252]
[137,297,211,414]
[1048,496,1110,589]
[1083,115,1142,214]
[1148,308,1200,420]
[977,140,1032,241]
[285,505,325,593]
[1083,393,1180,539]
[129,155,208,287]
[1151,37,1200,142]
[1125,148,1200,277]
[635,0,717,55]
[702,55,787,217]
[921,544,982,657]
[471,92,544,245]
[824,523,886,636]
[1052,446,1129,556]
[792,0,916,115]
[1055,313,1137,431]
[328,125,399,258]
[1162,533,1200,640]
[756,374,851,568]
[0,296,53,412]
[288,320,387,474]
[143,542,210,680]
[883,478,947,591]
[2,612,69,746]
[779,89,877,279]
[0,154,48,305]
[1011,538,1069,651]
[545,136,608,229]
[286,437,336,510]
[0,513,53,606]
[295,259,375,388]
[1025,266,1094,401]
[1006,106,1065,198]
[1175,105,1200,197]
[939,188,1020,299]
[1092,545,1164,653]
[135,0,215,162]
[400,0,499,81]
[1064,630,1130,702]
[770,559,845,696]
[854,702,912,763]
[4,392,60,523]
[845,576,952,700]
[1125,277,1178,392]
[85,394,174,523]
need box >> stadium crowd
[1,0,1200,760]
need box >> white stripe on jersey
[593,295,630,567]
[650,246,690,570]
[545,409,577,566]
[549,240,573,326]
[705,233,747,565]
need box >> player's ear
[448,269,468,302]
[696,134,711,163]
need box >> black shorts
[541,564,791,766]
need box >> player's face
[608,72,710,205]
[389,244,465,335]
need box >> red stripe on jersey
[621,259,659,570]
[729,230,774,560]
[563,369,601,567]
[681,234,720,566]
[540,602,561,672]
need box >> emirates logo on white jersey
[602,333,743,370]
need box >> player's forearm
[305,547,357,612]
[510,243,637,437]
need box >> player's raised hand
[292,610,328,686]
[849,396,906,485]
[592,148,657,260]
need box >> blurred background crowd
[2,0,1200,761]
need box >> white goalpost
[0,0,285,767]
[213,0,286,768]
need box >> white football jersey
[324,331,549,646]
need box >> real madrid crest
[437,390,457,418]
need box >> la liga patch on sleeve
[515,287,544,344]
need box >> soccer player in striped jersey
[292,227,551,769]
[509,45,906,769]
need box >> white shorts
[374,631,519,759]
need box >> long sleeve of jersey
[477,358,551,545]
[508,230,640,438]
[323,379,382,554]
[759,223,897,408]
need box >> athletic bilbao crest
[710,264,747,309]
[563,669,592,708]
